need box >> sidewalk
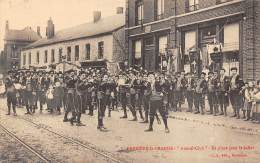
[168,110,260,135]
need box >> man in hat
[97,74,109,130]
[186,72,196,112]
[74,72,87,126]
[207,71,218,115]
[63,70,77,123]
[118,72,128,118]
[175,72,187,111]
[141,73,152,123]
[132,74,145,121]
[4,73,17,116]
[216,69,230,116]
[194,72,207,114]
[229,67,244,118]
[145,76,170,133]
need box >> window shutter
[154,0,158,20]
[185,0,190,13]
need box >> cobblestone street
[0,98,259,163]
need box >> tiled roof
[24,14,125,49]
[4,27,41,42]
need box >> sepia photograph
[0,0,259,162]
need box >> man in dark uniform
[207,71,218,115]
[229,67,244,119]
[118,73,128,118]
[74,72,87,126]
[145,77,169,133]
[97,74,108,130]
[175,72,187,111]
[125,72,138,121]
[216,69,230,116]
[186,72,196,112]
[5,72,17,116]
[85,74,95,116]
[141,74,152,123]
[63,70,77,123]
[24,71,34,114]
[132,74,144,121]
[194,72,207,114]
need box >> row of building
[2,0,260,79]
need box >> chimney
[93,11,101,23]
[46,17,55,39]
[37,26,41,36]
[116,7,124,14]
[5,20,9,31]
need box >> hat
[201,72,206,76]
[208,71,213,75]
[66,69,74,73]
[230,67,238,71]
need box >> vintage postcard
[0,0,259,162]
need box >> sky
[0,0,125,50]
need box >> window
[36,51,40,64]
[28,52,31,65]
[59,48,62,62]
[186,0,199,12]
[158,36,167,55]
[216,0,233,4]
[11,51,18,58]
[134,40,142,65]
[135,0,144,25]
[67,46,71,61]
[155,0,164,20]
[44,50,48,63]
[158,36,168,70]
[223,23,239,52]
[184,30,196,55]
[98,41,104,59]
[75,45,79,61]
[23,53,26,65]
[85,44,90,60]
[51,49,55,63]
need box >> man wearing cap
[207,71,218,115]
[74,72,87,126]
[229,67,244,118]
[132,74,145,121]
[175,72,187,111]
[118,72,128,118]
[186,72,196,112]
[145,77,170,133]
[194,72,207,114]
[4,72,17,116]
[63,70,77,123]
[97,74,109,130]
[216,69,230,116]
[141,74,152,123]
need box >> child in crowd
[252,80,260,124]
[244,81,255,121]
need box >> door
[144,37,155,71]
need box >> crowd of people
[2,66,260,133]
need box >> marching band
[2,67,260,133]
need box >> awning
[80,60,107,69]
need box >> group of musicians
[3,66,260,133]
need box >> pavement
[0,97,260,163]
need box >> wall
[21,34,113,69]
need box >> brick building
[3,21,41,73]
[21,8,125,73]
[126,0,260,80]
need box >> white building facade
[21,8,125,73]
